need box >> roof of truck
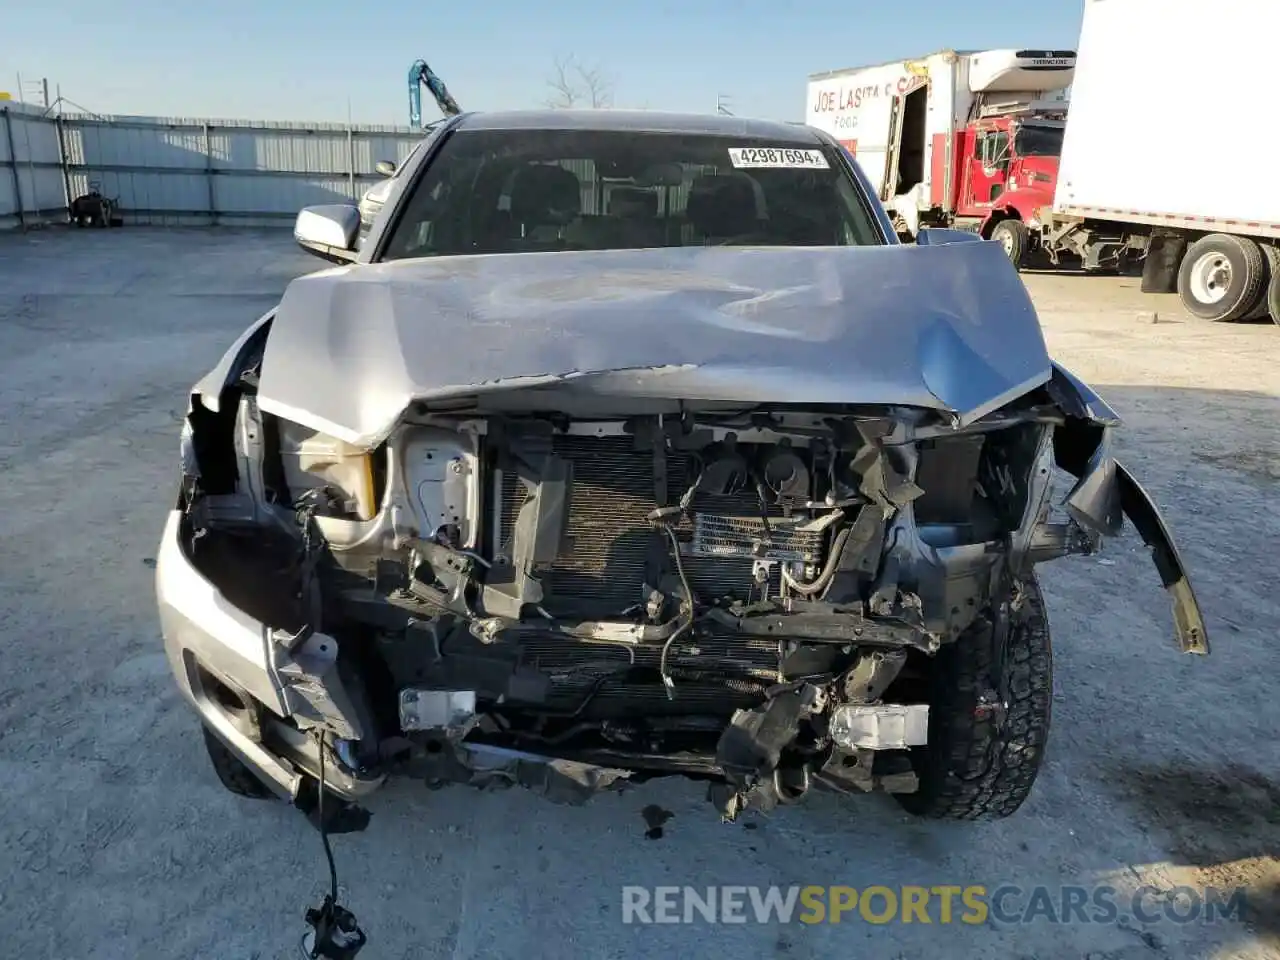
[807,49,974,82]
[455,109,822,143]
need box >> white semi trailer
[1041,0,1280,324]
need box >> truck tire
[896,574,1051,821]
[1240,242,1279,320]
[201,725,276,800]
[1267,249,1280,326]
[1176,234,1267,322]
[1254,243,1280,322]
[990,219,1029,268]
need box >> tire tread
[1262,244,1280,326]
[897,575,1052,821]
[1178,233,1267,322]
[991,219,1029,268]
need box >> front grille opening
[496,436,796,617]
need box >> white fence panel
[3,107,425,229]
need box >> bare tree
[546,55,614,109]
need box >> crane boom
[408,60,461,129]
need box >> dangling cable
[319,746,338,905]
[301,735,367,959]
[657,524,696,699]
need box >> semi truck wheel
[1267,249,1280,326]
[1176,234,1267,322]
[990,219,1028,268]
[1254,244,1280,322]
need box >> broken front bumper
[155,509,384,802]
[1048,365,1209,654]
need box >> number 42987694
[728,147,830,169]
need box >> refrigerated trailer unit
[805,49,1073,255]
[1041,0,1280,324]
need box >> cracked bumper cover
[155,509,385,801]
[1049,365,1208,654]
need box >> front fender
[1048,362,1122,425]
[191,308,276,413]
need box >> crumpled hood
[257,241,1052,448]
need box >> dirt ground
[0,229,1276,960]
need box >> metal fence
[1,102,424,230]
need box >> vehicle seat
[508,164,582,241]
[769,177,841,245]
[607,187,663,248]
[685,174,766,242]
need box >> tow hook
[773,765,811,804]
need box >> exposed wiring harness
[655,524,698,699]
[301,739,367,959]
[276,488,366,959]
[278,489,329,650]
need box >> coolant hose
[781,526,852,597]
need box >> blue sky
[4,0,1084,125]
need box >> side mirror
[374,160,397,178]
[294,204,361,263]
[916,228,982,246]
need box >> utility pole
[715,94,734,116]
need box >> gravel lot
[1,228,1276,960]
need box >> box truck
[1039,0,1280,324]
[805,49,1073,257]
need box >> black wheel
[896,574,1052,820]
[1267,250,1280,327]
[201,725,275,800]
[1253,244,1280,324]
[990,219,1029,268]
[1176,234,1267,322]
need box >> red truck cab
[953,115,1065,260]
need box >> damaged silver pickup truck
[157,110,1208,827]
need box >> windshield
[1013,124,1064,158]
[380,129,883,261]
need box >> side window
[982,132,1010,169]
[833,173,884,246]
[382,178,451,258]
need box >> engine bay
[179,384,1100,816]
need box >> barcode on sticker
[728,147,829,169]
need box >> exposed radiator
[489,435,811,716]
[495,435,801,617]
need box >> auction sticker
[728,147,829,169]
